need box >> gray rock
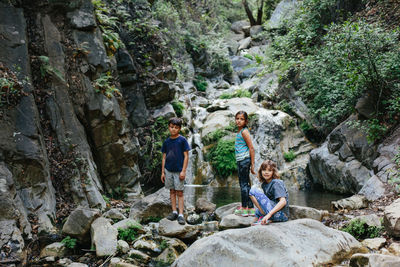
[156,247,179,265]
[215,202,240,220]
[388,242,400,256]
[91,217,118,257]
[359,175,386,201]
[383,199,400,237]
[186,214,201,225]
[361,238,386,250]
[172,219,360,267]
[152,103,176,119]
[238,37,252,51]
[349,253,400,267]
[117,240,129,254]
[219,214,254,229]
[231,56,253,72]
[289,205,328,221]
[158,218,199,240]
[238,67,260,79]
[133,239,158,252]
[103,209,127,221]
[351,214,381,228]
[202,221,219,232]
[67,263,88,267]
[62,207,100,242]
[73,29,110,70]
[268,0,298,29]
[145,80,175,108]
[67,0,96,30]
[250,25,263,37]
[112,218,143,233]
[231,20,250,34]
[195,198,216,213]
[332,195,368,210]
[40,242,67,258]
[127,249,151,263]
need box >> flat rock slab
[158,218,199,240]
[219,214,254,229]
[350,253,400,267]
[384,198,400,237]
[172,219,361,267]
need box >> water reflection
[184,185,348,210]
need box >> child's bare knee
[176,190,184,197]
[170,189,176,194]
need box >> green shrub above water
[193,75,208,92]
[219,89,252,99]
[207,139,236,178]
[341,219,383,240]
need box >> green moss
[193,75,208,92]
[207,139,236,178]
[171,100,185,117]
[283,150,296,162]
[341,219,383,240]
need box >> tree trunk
[256,0,264,25]
[242,0,257,26]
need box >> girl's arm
[261,197,287,224]
[242,129,256,174]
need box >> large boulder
[91,217,118,257]
[219,214,254,229]
[172,219,361,267]
[129,188,172,221]
[62,207,100,242]
[289,205,328,221]
[383,198,400,237]
[158,218,200,240]
[268,0,299,29]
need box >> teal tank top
[235,128,250,162]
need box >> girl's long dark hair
[235,111,248,126]
[257,160,280,183]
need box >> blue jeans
[249,187,288,222]
[237,158,253,208]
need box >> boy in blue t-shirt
[161,117,190,225]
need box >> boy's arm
[242,129,256,174]
[179,151,189,180]
[161,153,166,183]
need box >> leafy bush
[93,72,121,98]
[207,139,236,178]
[61,236,77,249]
[283,150,296,162]
[171,100,185,117]
[202,129,229,146]
[193,75,208,92]
[0,64,24,107]
[118,224,141,243]
[299,21,400,133]
[220,89,252,99]
[341,219,383,240]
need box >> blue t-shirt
[261,179,289,217]
[161,135,190,172]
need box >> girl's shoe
[252,216,263,226]
[234,207,244,216]
[248,208,256,217]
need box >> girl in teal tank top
[234,111,256,217]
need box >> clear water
[184,185,348,211]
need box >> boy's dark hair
[168,117,182,127]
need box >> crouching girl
[250,160,289,225]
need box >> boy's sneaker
[248,208,256,217]
[177,215,185,225]
[167,212,178,221]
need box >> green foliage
[202,129,229,146]
[0,65,24,107]
[93,72,121,99]
[171,100,185,117]
[219,89,252,99]
[159,239,169,251]
[299,121,312,133]
[193,75,208,92]
[61,236,77,249]
[299,21,400,133]
[38,56,65,82]
[243,54,254,60]
[276,100,294,115]
[207,139,236,178]
[211,53,233,77]
[341,219,383,240]
[283,150,296,162]
[92,0,123,56]
[102,194,110,204]
[118,224,141,243]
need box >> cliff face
[0,1,173,259]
